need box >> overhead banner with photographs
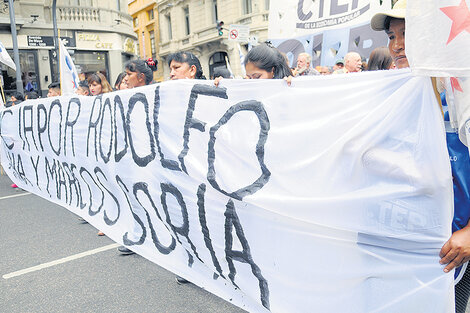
[268,0,391,39]
[0,70,454,312]
[268,0,391,68]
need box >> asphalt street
[0,173,246,313]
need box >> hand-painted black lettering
[160,182,202,266]
[37,104,47,151]
[224,199,269,309]
[126,92,156,167]
[18,106,25,150]
[133,182,176,254]
[0,110,15,149]
[48,99,62,156]
[79,166,103,216]
[64,98,81,157]
[16,154,32,186]
[208,100,271,200]
[115,176,146,246]
[197,183,225,279]
[87,96,102,160]
[57,162,69,202]
[45,157,58,197]
[94,167,120,225]
[62,162,83,208]
[98,97,113,163]
[30,156,41,190]
[153,85,181,171]
[114,95,128,162]
[22,105,37,151]
[178,84,228,173]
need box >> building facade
[128,0,164,82]
[157,0,270,80]
[0,0,137,97]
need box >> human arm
[440,224,470,272]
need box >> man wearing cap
[333,59,344,72]
[371,1,470,312]
[333,52,363,74]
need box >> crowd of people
[1,0,469,310]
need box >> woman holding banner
[168,51,206,80]
[116,58,158,254]
[124,58,158,88]
[214,42,292,86]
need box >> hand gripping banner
[0,69,455,312]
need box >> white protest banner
[0,41,16,71]
[407,0,470,77]
[0,70,454,312]
[268,0,390,39]
[59,37,79,95]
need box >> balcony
[50,5,135,37]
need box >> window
[49,50,109,85]
[265,0,269,10]
[165,14,172,40]
[184,6,190,35]
[242,0,252,15]
[133,16,138,28]
[149,30,156,59]
[2,50,40,96]
[212,0,218,23]
[147,9,154,21]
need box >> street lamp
[7,0,23,93]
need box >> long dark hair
[245,43,292,79]
[367,47,393,71]
[125,59,158,85]
[167,51,206,79]
[114,72,127,90]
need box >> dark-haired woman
[214,43,292,86]
[124,58,158,88]
[114,72,128,90]
[367,46,394,71]
[244,43,292,79]
[167,51,205,80]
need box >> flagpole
[0,80,6,105]
[58,29,62,96]
[8,0,23,94]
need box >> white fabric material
[452,77,470,146]
[59,37,79,95]
[268,0,390,39]
[406,0,470,77]
[0,41,16,70]
[0,70,454,313]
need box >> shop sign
[27,36,75,47]
[77,32,114,50]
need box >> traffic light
[216,20,224,36]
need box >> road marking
[0,192,31,201]
[3,243,120,279]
